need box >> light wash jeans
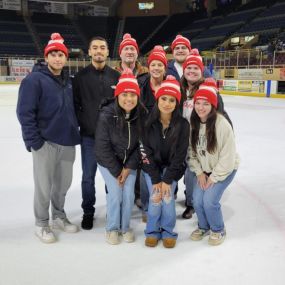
[98,164,136,233]
[143,171,178,239]
[193,170,237,233]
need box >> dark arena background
[1,0,285,96]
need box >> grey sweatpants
[31,141,75,227]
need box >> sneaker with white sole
[106,231,120,245]
[122,230,135,243]
[35,226,56,243]
[190,228,210,241]
[208,230,226,246]
[53,217,78,233]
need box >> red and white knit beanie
[171,34,191,51]
[147,45,167,67]
[155,75,181,103]
[115,68,140,97]
[44,33,68,57]
[183,49,204,73]
[119,33,139,55]
[193,79,218,108]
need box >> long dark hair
[145,99,182,158]
[180,75,204,102]
[190,105,217,154]
[114,98,147,138]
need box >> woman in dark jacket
[95,70,145,245]
[137,45,168,220]
[141,75,189,248]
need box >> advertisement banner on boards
[238,80,252,92]
[0,0,21,10]
[10,59,34,77]
[238,69,263,80]
[252,81,265,93]
[223,80,238,91]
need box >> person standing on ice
[73,36,120,231]
[188,81,239,246]
[95,69,146,245]
[16,33,80,244]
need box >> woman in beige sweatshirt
[188,80,239,246]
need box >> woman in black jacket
[137,45,168,220]
[141,75,189,248]
[95,70,145,245]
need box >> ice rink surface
[0,84,285,285]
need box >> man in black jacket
[73,36,120,230]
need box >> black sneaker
[81,215,94,230]
[182,206,195,219]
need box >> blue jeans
[81,136,97,216]
[98,164,136,232]
[184,167,195,207]
[144,171,178,239]
[193,170,237,233]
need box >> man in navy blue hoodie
[167,34,191,81]
[16,33,81,244]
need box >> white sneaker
[106,231,120,245]
[53,217,78,233]
[35,226,56,243]
[208,230,226,246]
[122,230,135,243]
[190,228,210,241]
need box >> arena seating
[0,10,37,56]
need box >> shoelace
[211,232,221,239]
[42,226,52,234]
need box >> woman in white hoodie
[188,81,239,246]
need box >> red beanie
[171,34,191,51]
[147,45,167,67]
[44,33,68,57]
[193,80,218,108]
[119,33,139,55]
[155,75,181,103]
[203,77,218,92]
[115,68,140,97]
[183,49,204,73]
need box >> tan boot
[162,238,176,248]
[145,237,158,247]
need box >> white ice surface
[0,84,285,285]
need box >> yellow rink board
[220,90,285,99]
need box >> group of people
[16,31,239,248]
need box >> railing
[0,57,115,77]
[203,50,285,69]
[1,49,285,78]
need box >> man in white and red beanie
[183,48,205,74]
[44,32,68,57]
[155,75,182,103]
[16,33,80,243]
[115,33,148,76]
[167,34,191,81]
